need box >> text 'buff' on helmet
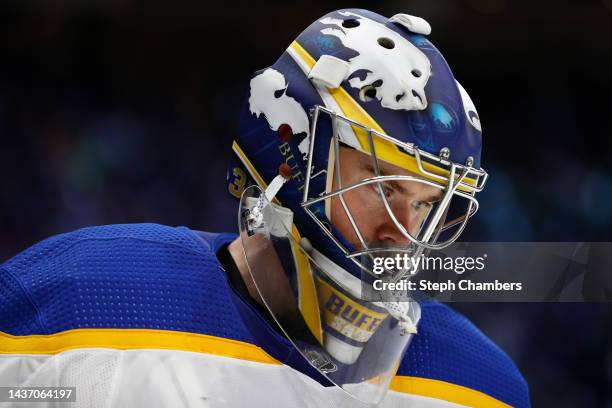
[227,8,488,405]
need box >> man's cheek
[329,197,352,235]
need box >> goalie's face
[330,146,445,251]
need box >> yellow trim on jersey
[288,41,477,191]
[231,140,322,343]
[390,375,512,408]
[0,329,280,365]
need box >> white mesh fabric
[55,350,121,408]
[0,348,461,407]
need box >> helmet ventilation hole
[359,85,377,102]
[342,19,360,28]
[411,69,422,78]
[377,37,395,49]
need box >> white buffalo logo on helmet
[319,11,432,111]
[249,68,311,159]
[455,80,482,132]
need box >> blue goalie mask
[227,8,488,405]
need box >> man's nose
[375,200,418,244]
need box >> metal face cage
[301,105,489,280]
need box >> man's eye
[374,183,394,198]
[381,184,394,197]
[412,200,431,210]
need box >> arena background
[1,0,611,405]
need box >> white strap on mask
[308,55,350,88]
[389,14,432,36]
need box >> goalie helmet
[227,8,488,405]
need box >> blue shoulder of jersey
[0,223,251,342]
[396,300,530,407]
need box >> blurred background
[0,0,611,405]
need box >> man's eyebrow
[363,162,444,201]
[424,190,445,202]
[362,163,401,184]
[361,163,402,190]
